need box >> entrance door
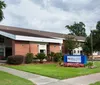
[5,47,12,58]
[0,48,4,60]
[0,48,4,55]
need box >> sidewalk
[0,60,6,65]
[45,73,100,85]
[0,66,58,85]
[0,66,100,85]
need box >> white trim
[0,31,15,39]
[15,35,63,43]
[55,37,85,42]
[77,40,85,42]
[0,31,84,43]
[73,47,83,55]
[0,31,63,43]
[38,44,47,55]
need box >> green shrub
[49,52,55,57]
[53,52,63,62]
[7,55,24,65]
[85,62,93,68]
[36,53,46,63]
[25,53,33,64]
[47,52,55,61]
[33,57,38,63]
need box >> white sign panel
[67,56,81,63]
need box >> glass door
[0,48,4,56]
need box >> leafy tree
[82,36,91,56]
[65,22,87,37]
[96,21,100,30]
[64,36,78,55]
[92,21,100,51]
[83,21,100,56]
[0,0,6,21]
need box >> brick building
[0,25,85,58]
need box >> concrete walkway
[0,66,100,85]
[0,66,58,85]
[0,60,6,65]
[45,73,100,85]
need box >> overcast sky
[1,0,100,34]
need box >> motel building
[0,25,85,59]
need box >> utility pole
[90,30,93,64]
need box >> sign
[64,55,87,64]
[67,56,81,63]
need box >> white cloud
[1,0,100,35]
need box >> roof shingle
[0,25,86,41]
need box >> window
[0,36,4,43]
[80,50,83,54]
[40,50,45,53]
[78,50,80,53]
[0,48,4,56]
[74,50,76,53]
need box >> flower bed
[64,63,84,67]
[0,56,4,60]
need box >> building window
[78,50,80,53]
[80,50,83,54]
[0,36,4,43]
[0,48,4,56]
[40,49,45,53]
[74,50,76,53]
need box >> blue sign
[64,55,87,64]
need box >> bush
[33,57,38,63]
[25,53,33,64]
[85,62,93,68]
[0,56,5,60]
[36,53,46,63]
[7,55,24,65]
[53,52,63,62]
[47,52,55,61]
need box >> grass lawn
[5,61,100,79]
[90,81,100,85]
[0,71,34,85]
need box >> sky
[1,0,100,34]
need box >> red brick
[49,43,60,53]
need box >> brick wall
[12,40,61,56]
[30,43,38,55]
[62,40,68,54]
[49,43,61,53]
[12,41,39,56]
[14,41,30,56]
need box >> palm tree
[0,1,6,21]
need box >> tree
[82,36,91,56]
[64,35,78,55]
[96,21,100,31]
[65,22,87,37]
[92,21,100,51]
[82,21,100,56]
[0,0,6,21]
